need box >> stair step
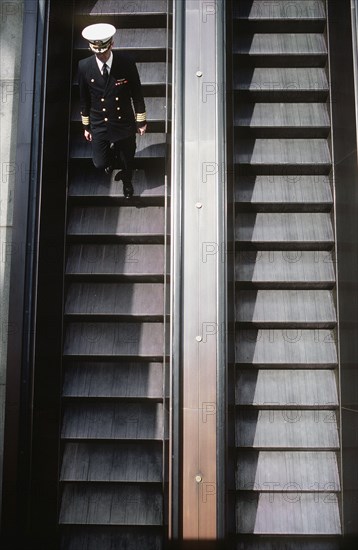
[235,175,332,210]
[59,484,163,525]
[235,1,326,21]
[65,283,164,319]
[63,322,165,359]
[235,250,335,288]
[137,62,167,88]
[70,133,167,160]
[235,22,327,37]
[75,0,168,16]
[61,402,164,440]
[68,168,166,205]
[235,139,331,171]
[65,244,165,280]
[72,97,167,125]
[60,528,163,550]
[220,540,340,550]
[63,362,164,399]
[235,68,329,101]
[75,28,167,51]
[235,33,327,67]
[236,369,338,407]
[66,206,165,243]
[236,493,340,534]
[236,33,326,55]
[236,290,336,328]
[235,329,337,367]
[135,133,167,159]
[235,104,330,138]
[235,213,334,249]
[236,409,339,448]
[236,450,340,491]
[61,441,162,482]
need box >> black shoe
[114,169,123,182]
[123,183,134,199]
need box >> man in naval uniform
[78,23,147,198]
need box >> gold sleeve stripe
[81,115,90,125]
[136,112,147,122]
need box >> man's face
[94,43,112,63]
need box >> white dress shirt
[96,51,113,76]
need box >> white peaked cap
[82,23,116,53]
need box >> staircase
[59,1,170,548]
[231,0,341,545]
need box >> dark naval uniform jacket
[78,51,146,142]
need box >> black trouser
[92,134,137,183]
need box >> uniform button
[117,107,120,110]
[104,118,108,122]
[103,108,106,111]
[118,116,121,119]
[115,97,119,101]
[101,98,105,102]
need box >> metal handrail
[216,0,228,539]
[169,0,185,539]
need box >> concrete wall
[0,0,24,524]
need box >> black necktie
[102,63,108,81]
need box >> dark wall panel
[28,1,73,548]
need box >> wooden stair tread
[235,103,330,130]
[61,402,164,440]
[235,329,337,367]
[235,33,327,56]
[236,369,338,406]
[67,206,165,237]
[75,0,168,15]
[74,28,167,50]
[65,244,165,278]
[63,362,164,399]
[59,484,163,525]
[63,322,165,358]
[235,1,326,21]
[236,289,336,326]
[235,213,334,245]
[60,529,163,550]
[236,409,339,448]
[65,283,164,317]
[236,139,331,166]
[61,441,162,482]
[236,450,340,490]
[235,68,328,92]
[235,250,335,286]
[236,492,341,534]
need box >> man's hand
[84,129,92,141]
[138,124,147,136]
